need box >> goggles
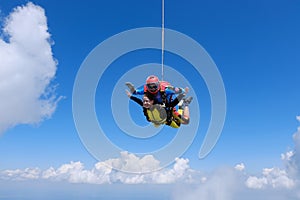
[146,83,159,92]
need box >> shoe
[153,122,161,127]
[125,82,136,93]
[177,100,184,107]
[183,96,193,106]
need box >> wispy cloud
[0,167,40,181]
[0,2,60,134]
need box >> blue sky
[0,0,300,199]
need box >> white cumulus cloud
[283,117,300,178]
[234,163,245,171]
[150,157,193,184]
[102,151,160,173]
[0,150,300,200]
[281,150,294,161]
[42,161,112,184]
[246,176,268,189]
[0,152,196,185]
[1,117,300,200]
[0,167,40,181]
[246,167,294,189]
[0,2,60,134]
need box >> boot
[181,96,193,107]
[184,96,193,105]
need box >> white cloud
[293,127,300,152]
[105,155,194,184]
[284,119,300,178]
[246,176,268,189]
[0,167,40,181]
[0,2,60,133]
[234,163,245,171]
[172,118,300,200]
[151,157,192,184]
[41,161,112,184]
[173,167,243,200]
[0,151,299,200]
[244,117,300,191]
[102,151,160,173]
[0,150,297,190]
[281,150,294,161]
[246,168,294,189]
[0,153,195,185]
[1,117,300,199]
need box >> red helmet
[146,75,160,94]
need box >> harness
[146,104,167,125]
[144,81,175,125]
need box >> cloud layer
[0,152,299,200]
[0,152,194,184]
[2,117,300,199]
[172,117,300,200]
[0,2,59,133]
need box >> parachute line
[161,0,165,81]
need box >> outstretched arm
[130,96,143,106]
[126,90,143,106]
[134,85,145,95]
[125,82,145,95]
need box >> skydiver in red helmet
[126,75,192,126]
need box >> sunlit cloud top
[0,2,60,133]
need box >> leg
[178,96,192,124]
[181,106,190,124]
